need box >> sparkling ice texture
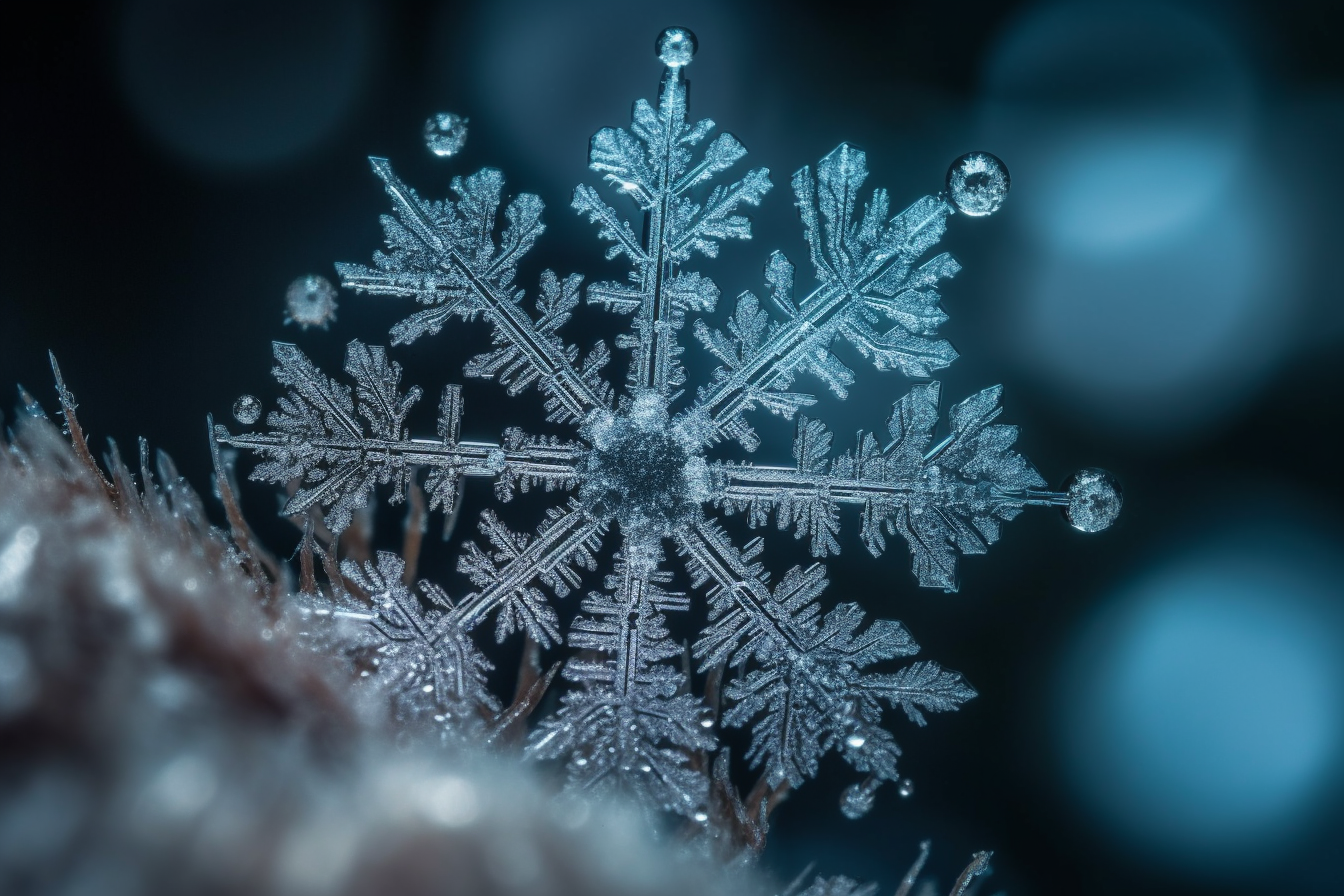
[840,778,879,819]
[232,394,262,425]
[946,152,1010,217]
[217,29,1117,823]
[284,274,339,329]
[424,112,469,158]
[1063,468,1123,533]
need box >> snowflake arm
[452,499,607,646]
[341,551,500,732]
[325,507,606,729]
[711,382,1062,591]
[577,58,771,395]
[676,520,973,787]
[215,341,584,534]
[336,159,612,423]
[692,144,960,451]
[526,556,714,818]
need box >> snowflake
[216,28,1119,830]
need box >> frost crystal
[217,28,1118,828]
[231,394,262,425]
[284,274,339,329]
[945,152,1010,217]
[424,112,469,158]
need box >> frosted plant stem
[894,840,932,896]
[48,351,116,502]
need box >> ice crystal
[424,111,469,158]
[231,394,262,425]
[284,273,339,329]
[945,152,1010,217]
[217,28,1118,827]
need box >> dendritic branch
[711,381,1065,591]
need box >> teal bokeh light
[1060,522,1344,874]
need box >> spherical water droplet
[232,395,262,425]
[1063,468,1123,533]
[657,28,696,68]
[946,151,1010,217]
[285,274,339,330]
[897,777,915,799]
[424,112,468,158]
[693,810,709,823]
[839,779,878,819]
[845,732,866,749]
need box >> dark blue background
[3,2,1342,894]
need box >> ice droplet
[1063,468,1122,533]
[424,112,468,158]
[897,777,914,799]
[232,395,262,425]
[657,27,696,68]
[845,732,866,749]
[285,274,339,330]
[946,151,1010,217]
[839,778,879,819]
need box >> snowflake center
[580,392,708,541]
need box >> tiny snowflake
[218,28,1119,829]
[284,273,339,329]
[424,112,469,158]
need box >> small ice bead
[285,274,339,329]
[232,395,262,425]
[896,777,914,799]
[946,151,1010,217]
[657,27,696,68]
[1062,468,1122,533]
[839,780,877,819]
[424,112,468,158]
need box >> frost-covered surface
[216,28,1118,831]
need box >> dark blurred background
[3,1,1342,894]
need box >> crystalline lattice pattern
[217,28,1116,823]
